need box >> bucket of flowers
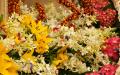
[0,0,120,75]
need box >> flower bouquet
[0,0,120,75]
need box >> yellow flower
[14,34,21,44]
[0,55,18,75]
[33,21,52,54]
[0,44,18,75]
[21,15,32,26]
[52,46,68,67]
[0,43,8,54]
[22,49,36,64]
[35,36,52,54]
[0,43,18,75]
[52,53,68,67]
[21,15,52,54]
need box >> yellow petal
[52,59,62,66]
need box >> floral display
[0,0,120,75]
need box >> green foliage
[115,28,120,36]
[58,69,92,75]
[7,50,20,60]
[0,15,3,22]
[59,69,81,75]
[44,46,62,64]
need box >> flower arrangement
[0,0,120,75]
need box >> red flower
[82,0,116,27]
[86,64,118,75]
[91,0,110,9]
[102,46,119,61]
[93,9,116,27]
[99,64,118,75]
[105,37,120,47]
[82,0,110,9]
[102,37,120,61]
[86,71,100,75]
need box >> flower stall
[0,0,120,75]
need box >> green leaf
[0,15,3,22]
